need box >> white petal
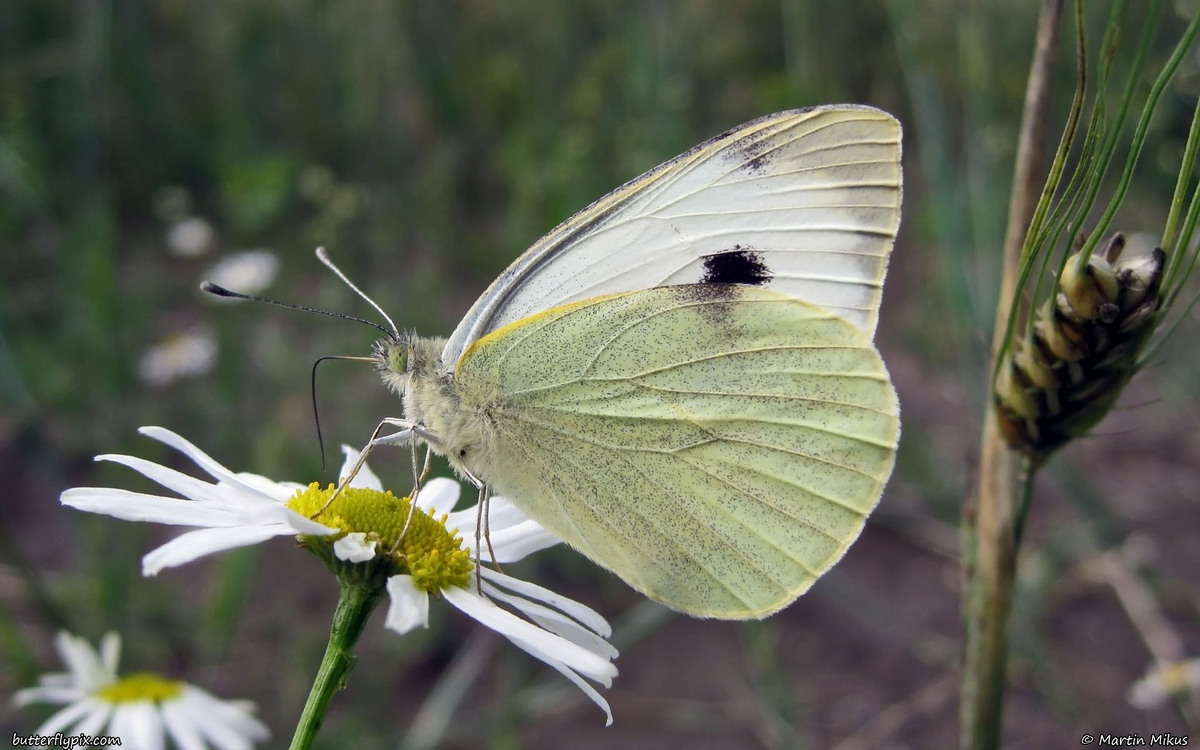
[231,472,300,502]
[338,446,383,491]
[443,587,615,684]
[55,631,111,689]
[13,685,83,707]
[142,525,295,575]
[111,701,164,750]
[479,567,611,637]
[161,694,213,750]
[482,582,618,660]
[35,673,76,688]
[37,697,106,735]
[415,477,460,516]
[53,631,91,684]
[138,426,268,497]
[445,496,529,537]
[384,576,430,635]
[178,687,270,749]
[282,508,338,536]
[481,496,534,528]
[93,454,249,506]
[333,533,377,563]
[507,635,614,726]
[187,686,270,744]
[62,488,242,527]
[99,632,122,676]
[473,520,561,563]
[74,699,117,737]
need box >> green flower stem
[290,579,385,750]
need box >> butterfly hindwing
[454,284,899,618]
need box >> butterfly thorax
[376,335,496,482]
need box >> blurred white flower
[137,329,217,387]
[1128,657,1200,709]
[165,217,215,258]
[61,428,619,724]
[202,250,280,297]
[14,630,269,749]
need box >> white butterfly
[252,105,903,619]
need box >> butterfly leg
[310,417,440,520]
[393,446,435,553]
[474,485,486,593]
[457,470,504,594]
[453,468,498,593]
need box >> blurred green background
[3,1,1200,747]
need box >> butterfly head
[372,334,412,396]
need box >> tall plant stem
[960,0,1063,747]
[290,579,384,750]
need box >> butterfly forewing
[454,285,899,618]
[442,105,903,366]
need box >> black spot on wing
[700,246,774,286]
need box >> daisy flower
[137,328,218,387]
[14,630,269,749]
[61,427,618,723]
[165,216,215,258]
[1127,657,1200,709]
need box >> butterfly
[367,105,901,619]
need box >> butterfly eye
[387,344,408,374]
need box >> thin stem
[990,0,1084,387]
[962,1,1063,748]
[1011,455,1037,550]
[1160,78,1200,262]
[1085,0,1196,260]
[290,580,385,750]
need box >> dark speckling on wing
[665,282,747,328]
[699,246,774,286]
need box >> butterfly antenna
[199,282,395,339]
[311,354,374,479]
[315,247,401,339]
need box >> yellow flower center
[287,484,474,592]
[96,672,183,703]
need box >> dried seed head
[994,233,1166,462]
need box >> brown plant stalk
[960,0,1064,747]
